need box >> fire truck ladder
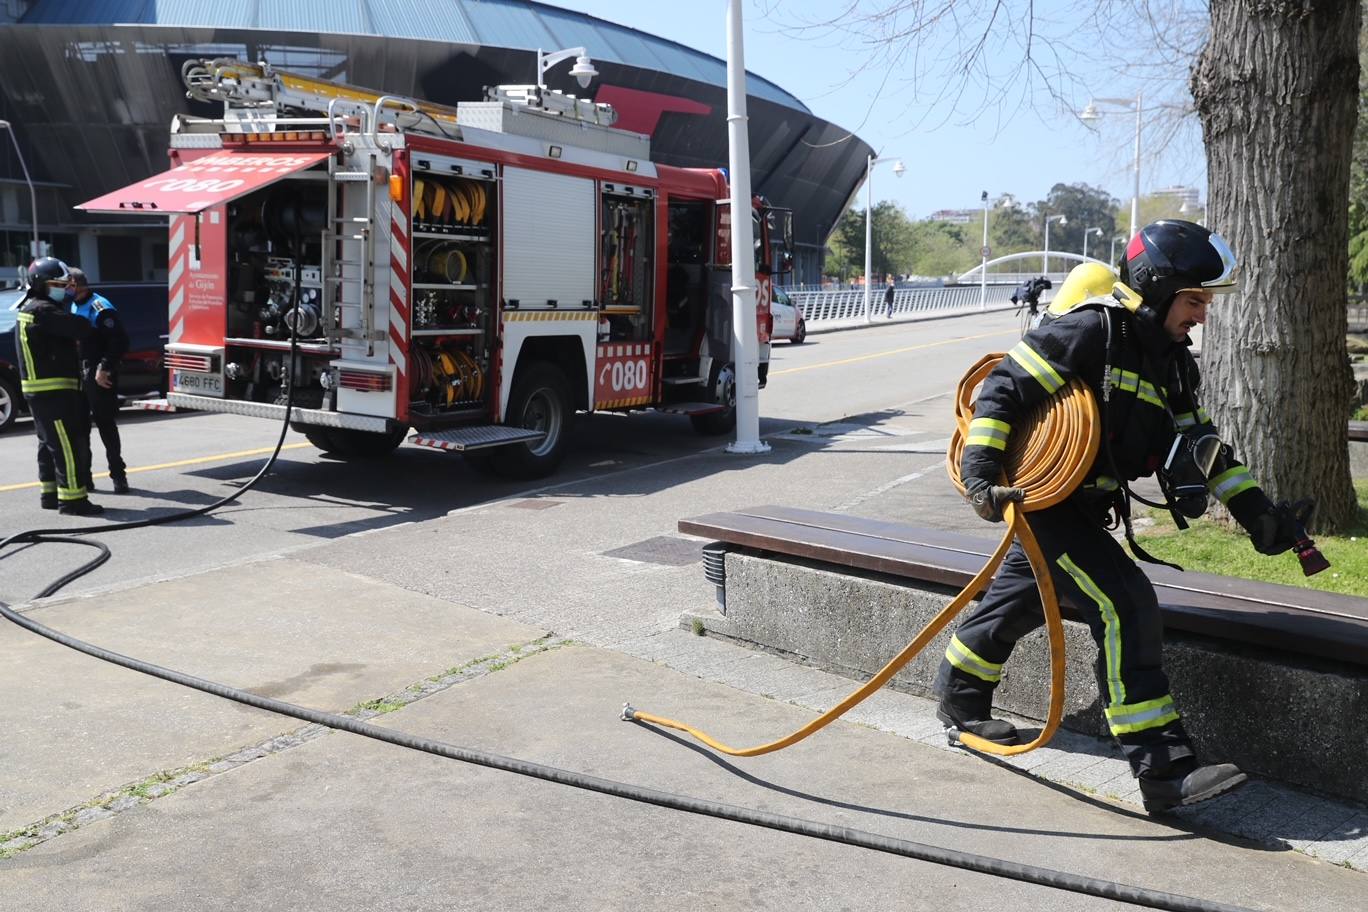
[325,152,380,354]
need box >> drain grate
[602,535,703,567]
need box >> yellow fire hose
[625,353,1100,758]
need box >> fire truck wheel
[498,362,572,479]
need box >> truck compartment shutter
[76,149,335,214]
[502,167,595,309]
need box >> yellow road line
[771,329,1017,377]
[0,443,313,493]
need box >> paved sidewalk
[2,397,1365,910]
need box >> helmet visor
[1196,232,1238,293]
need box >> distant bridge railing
[781,283,1060,331]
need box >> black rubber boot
[111,476,130,494]
[1139,763,1248,814]
[40,493,59,510]
[58,499,105,517]
[936,702,1019,747]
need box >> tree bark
[1191,0,1361,531]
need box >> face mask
[47,286,68,303]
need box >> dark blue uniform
[73,291,129,485]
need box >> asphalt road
[0,312,1021,606]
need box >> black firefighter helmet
[24,256,72,299]
[1117,220,1238,320]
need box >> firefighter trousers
[935,499,1197,779]
[29,390,93,505]
[83,376,125,481]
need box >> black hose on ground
[0,575,1255,912]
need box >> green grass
[1134,481,1368,597]
[1354,405,1368,421]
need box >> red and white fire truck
[79,59,790,478]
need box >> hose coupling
[620,703,637,722]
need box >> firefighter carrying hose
[937,220,1309,814]
[13,257,103,516]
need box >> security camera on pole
[723,0,768,455]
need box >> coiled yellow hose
[626,353,1100,758]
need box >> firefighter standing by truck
[936,220,1310,813]
[69,267,130,494]
[13,257,103,516]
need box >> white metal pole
[1043,218,1050,276]
[1082,230,1088,261]
[862,155,873,324]
[1130,93,1142,238]
[979,192,988,311]
[0,122,39,259]
[724,0,767,454]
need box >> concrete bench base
[683,551,1368,805]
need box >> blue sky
[549,0,1208,220]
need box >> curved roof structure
[18,0,809,110]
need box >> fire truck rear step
[129,398,177,412]
[410,426,547,452]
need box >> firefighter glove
[1249,498,1312,556]
[964,476,1026,523]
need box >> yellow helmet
[1047,262,1119,316]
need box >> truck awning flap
[76,149,335,214]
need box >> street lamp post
[0,120,39,260]
[1079,94,1143,237]
[861,153,905,324]
[722,0,767,454]
[979,190,990,311]
[1043,213,1067,276]
[1110,233,1127,265]
[1083,226,1103,260]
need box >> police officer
[69,268,130,493]
[13,258,103,516]
[937,220,1302,814]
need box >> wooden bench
[1350,420,1368,443]
[681,505,1368,667]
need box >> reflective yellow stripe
[16,312,40,386]
[1084,475,1119,492]
[1104,695,1180,735]
[1108,367,1163,407]
[53,419,87,501]
[1057,554,1125,705]
[945,634,1003,683]
[41,481,57,494]
[1209,466,1256,504]
[967,417,1010,451]
[1007,341,1064,394]
[21,377,80,394]
[1135,380,1164,408]
[1174,411,1197,428]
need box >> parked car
[0,283,168,432]
[770,288,807,344]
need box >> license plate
[173,370,224,398]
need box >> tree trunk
[1191,0,1361,532]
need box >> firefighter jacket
[72,292,128,375]
[14,295,92,398]
[961,301,1272,530]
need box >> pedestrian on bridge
[883,277,895,319]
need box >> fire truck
[79,59,790,478]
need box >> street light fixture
[1080,93,1142,238]
[537,46,599,90]
[1083,226,1103,260]
[1043,213,1067,276]
[862,153,905,324]
[1179,199,1204,225]
[0,120,39,261]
